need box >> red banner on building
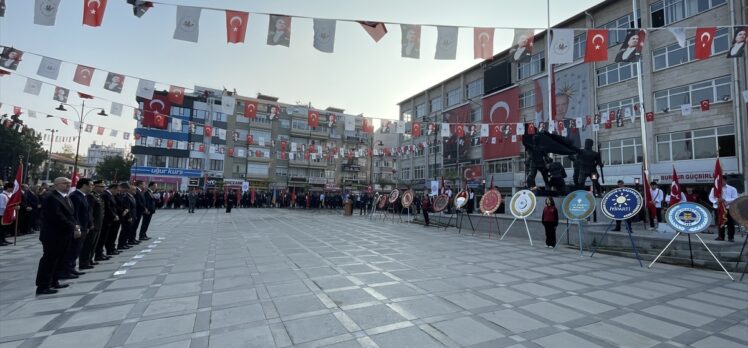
[482,87,520,160]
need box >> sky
[0,0,604,156]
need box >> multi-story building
[398,0,746,195]
[86,143,126,167]
[132,90,373,194]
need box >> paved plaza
[0,209,746,348]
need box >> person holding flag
[709,159,738,242]
[1,159,23,246]
[666,167,686,207]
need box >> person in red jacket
[541,197,559,248]
[421,193,431,227]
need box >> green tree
[0,124,48,183]
[95,156,133,182]
[47,163,71,181]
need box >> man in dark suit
[97,183,120,260]
[132,181,146,244]
[35,177,79,295]
[62,178,91,277]
[139,182,156,240]
[80,180,104,269]
[117,183,135,250]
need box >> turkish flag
[363,118,372,133]
[670,166,682,205]
[645,112,655,122]
[604,121,612,129]
[412,122,421,138]
[73,65,95,86]
[556,120,565,132]
[358,21,388,42]
[713,158,726,226]
[225,11,249,43]
[244,101,257,118]
[142,94,171,129]
[309,144,315,153]
[204,125,213,137]
[489,124,501,137]
[198,144,205,153]
[280,140,286,151]
[13,106,21,115]
[308,109,319,128]
[585,115,592,125]
[281,151,287,160]
[227,147,234,156]
[2,159,22,225]
[474,27,494,59]
[304,151,310,160]
[694,27,716,60]
[168,85,185,105]
[584,29,609,62]
[247,134,253,144]
[167,139,174,149]
[700,99,710,111]
[83,0,108,27]
[97,126,105,135]
[455,124,465,137]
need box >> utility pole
[45,129,58,182]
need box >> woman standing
[541,197,559,248]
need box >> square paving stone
[481,287,532,303]
[390,297,461,319]
[62,304,133,328]
[326,289,379,307]
[533,331,603,348]
[370,326,442,348]
[6,296,84,319]
[207,325,275,348]
[440,292,497,310]
[352,272,395,285]
[210,303,265,329]
[610,313,689,339]
[213,276,254,291]
[343,304,407,330]
[519,302,585,323]
[143,296,198,317]
[312,276,356,290]
[0,314,57,338]
[512,283,562,297]
[211,288,258,307]
[642,305,715,326]
[370,283,421,299]
[125,313,196,344]
[266,281,311,298]
[432,317,504,346]
[575,321,659,348]
[479,309,547,334]
[552,296,615,315]
[273,294,326,317]
[37,326,116,348]
[154,282,202,298]
[283,313,348,344]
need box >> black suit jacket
[69,190,91,231]
[101,190,119,221]
[40,191,76,242]
[135,188,146,217]
[144,190,156,213]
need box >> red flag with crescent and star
[694,27,716,60]
[1,159,22,225]
[246,134,253,145]
[308,109,319,128]
[204,125,213,137]
[642,166,656,222]
[244,101,258,118]
[699,99,710,111]
[474,27,494,60]
[713,157,726,227]
[168,85,185,105]
[584,29,608,62]
[142,94,171,129]
[73,65,95,86]
[670,166,682,205]
[82,0,108,27]
[412,122,421,138]
[225,11,249,43]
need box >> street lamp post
[44,128,58,182]
[55,100,108,178]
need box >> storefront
[130,167,203,192]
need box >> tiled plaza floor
[1,208,746,348]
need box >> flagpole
[546,0,552,126]
[631,0,649,173]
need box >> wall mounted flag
[549,29,574,64]
[509,29,534,62]
[136,79,155,99]
[726,26,746,58]
[614,29,645,63]
[694,27,716,60]
[584,29,608,62]
[168,85,184,104]
[243,100,257,118]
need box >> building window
[600,138,643,165]
[428,164,441,178]
[247,163,268,176]
[275,167,288,177]
[600,13,641,47]
[598,97,640,117]
[212,112,227,122]
[471,106,482,122]
[650,0,727,28]
[430,97,443,112]
[188,158,203,170]
[572,34,586,61]
[400,167,411,180]
[415,103,427,118]
[466,79,484,99]
[519,90,535,109]
[657,126,735,161]
[209,159,223,171]
[652,28,729,71]
[414,166,424,179]
[487,160,513,173]
[447,88,461,106]
[517,51,545,80]
[654,76,731,112]
[149,155,167,167]
[597,62,638,87]
[279,119,290,128]
[401,110,412,122]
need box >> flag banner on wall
[103,72,124,93]
[169,85,185,105]
[23,78,42,95]
[584,29,608,62]
[694,27,716,60]
[136,79,156,99]
[614,29,645,63]
[110,102,123,116]
[549,29,574,64]
[726,26,746,58]
[82,0,107,27]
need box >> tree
[60,144,75,158]
[0,123,48,183]
[47,163,70,181]
[95,156,133,182]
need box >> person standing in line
[79,180,104,269]
[421,193,431,227]
[0,183,15,246]
[226,189,236,213]
[117,183,134,250]
[467,188,475,214]
[188,189,197,213]
[541,197,559,248]
[132,181,146,243]
[35,177,79,295]
[97,183,119,260]
[139,182,156,241]
[63,178,91,277]
[710,181,739,242]
[650,181,664,230]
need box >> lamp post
[55,101,107,178]
[44,128,58,182]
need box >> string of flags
[4,0,744,61]
[2,104,133,141]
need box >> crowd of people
[0,178,158,295]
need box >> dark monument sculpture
[572,139,605,194]
[523,132,604,194]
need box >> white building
[86,143,126,167]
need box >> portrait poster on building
[482,87,520,160]
[443,103,471,165]
[534,63,592,149]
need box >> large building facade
[131,89,374,193]
[397,0,746,195]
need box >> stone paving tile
[1,209,747,348]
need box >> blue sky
[0,0,603,155]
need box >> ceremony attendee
[226,190,236,213]
[710,181,739,242]
[80,180,104,269]
[20,184,39,235]
[97,183,120,260]
[613,180,632,232]
[188,189,197,213]
[650,181,664,229]
[117,183,134,250]
[139,182,156,241]
[467,188,475,214]
[35,177,78,295]
[0,183,15,246]
[63,178,91,276]
[541,197,559,248]
[685,186,700,203]
[421,193,431,227]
